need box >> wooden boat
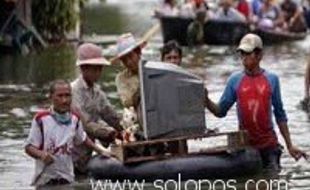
[160,16,250,46]
[87,131,263,181]
[254,28,307,44]
[160,16,307,46]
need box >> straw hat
[116,33,145,59]
[76,43,110,66]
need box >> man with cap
[71,43,122,174]
[115,33,145,110]
[204,33,307,170]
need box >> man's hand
[96,127,117,143]
[288,146,309,161]
[40,151,54,165]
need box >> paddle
[109,22,160,64]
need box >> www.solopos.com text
[90,173,288,190]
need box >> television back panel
[140,61,206,139]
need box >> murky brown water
[0,0,310,189]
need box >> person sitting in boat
[154,0,179,18]
[236,0,252,21]
[71,43,122,174]
[280,0,307,32]
[187,10,206,47]
[214,0,247,22]
[179,0,209,18]
[25,80,111,186]
[204,33,308,170]
[252,0,264,16]
[256,0,285,29]
[161,40,182,66]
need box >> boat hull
[160,16,307,46]
[254,28,307,44]
[87,147,262,181]
[160,17,250,46]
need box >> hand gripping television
[139,61,206,139]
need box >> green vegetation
[32,0,88,41]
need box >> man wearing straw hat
[204,33,308,171]
[115,33,146,110]
[71,43,122,174]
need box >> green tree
[32,0,87,42]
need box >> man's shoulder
[71,77,82,90]
[34,110,51,122]
[229,71,244,80]
[262,70,278,80]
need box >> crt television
[139,61,206,139]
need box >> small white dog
[120,107,140,142]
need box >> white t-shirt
[25,111,87,186]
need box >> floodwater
[0,0,310,189]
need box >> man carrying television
[204,33,308,171]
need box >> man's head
[237,33,263,73]
[49,80,71,114]
[116,33,145,74]
[76,43,110,85]
[161,40,182,66]
[221,0,233,10]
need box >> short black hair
[161,40,182,61]
[49,79,71,95]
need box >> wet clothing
[25,110,86,186]
[218,69,287,150]
[71,76,120,128]
[71,76,121,173]
[259,144,283,170]
[115,69,140,108]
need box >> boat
[87,147,262,181]
[254,28,307,44]
[159,16,250,46]
[159,16,307,46]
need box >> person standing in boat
[71,43,122,174]
[256,0,285,29]
[179,0,209,18]
[115,33,146,110]
[154,0,179,17]
[161,40,183,66]
[214,0,247,22]
[187,10,206,47]
[114,33,147,141]
[25,80,111,186]
[280,0,307,32]
[204,33,308,170]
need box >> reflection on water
[0,44,76,85]
[0,0,310,189]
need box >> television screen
[139,61,206,139]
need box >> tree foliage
[32,0,88,42]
